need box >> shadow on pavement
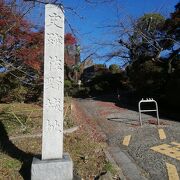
[89,92,180,122]
[0,121,37,180]
[107,117,139,125]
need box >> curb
[103,149,126,180]
[108,146,147,180]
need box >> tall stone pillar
[42,3,64,160]
[31,4,73,180]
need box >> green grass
[0,155,21,169]
[0,103,42,137]
[0,101,110,179]
[0,154,22,180]
[104,161,119,176]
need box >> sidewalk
[74,96,180,180]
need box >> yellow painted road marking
[150,143,180,160]
[158,129,166,140]
[123,135,131,146]
[166,162,179,180]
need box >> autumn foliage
[0,1,80,102]
[15,31,44,71]
[65,33,77,45]
[0,1,44,72]
[0,1,44,102]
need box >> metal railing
[138,98,160,126]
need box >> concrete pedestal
[31,153,73,180]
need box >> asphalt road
[75,96,180,180]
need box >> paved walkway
[75,96,180,180]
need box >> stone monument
[31,4,73,180]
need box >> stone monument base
[31,153,73,180]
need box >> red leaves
[64,33,77,66]
[72,100,107,142]
[0,2,43,72]
[65,33,77,45]
[0,1,79,71]
[0,19,6,26]
[0,2,77,73]
[16,32,44,71]
[65,52,76,66]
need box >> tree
[64,33,82,82]
[109,64,121,74]
[163,3,180,110]
[163,2,180,73]
[64,33,78,66]
[0,1,43,82]
[165,2,180,41]
[118,13,167,64]
[0,1,44,102]
[112,13,167,97]
[125,3,180,111]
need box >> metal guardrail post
[138,101,143,126]
[138,98,160,126]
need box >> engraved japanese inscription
[45,76,62,90]
[47,119,62,132]
[47,12,63,28]
[47,33,63,45]
[45,97,62,111]
[49,56,62,71]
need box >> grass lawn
[0,99,114,179]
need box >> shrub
[9,86,28,103]
[64,80,72,89]
[127,60,167,98]
[109,64,121,74]
[64,80,74,96]
[85,71,128,95]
